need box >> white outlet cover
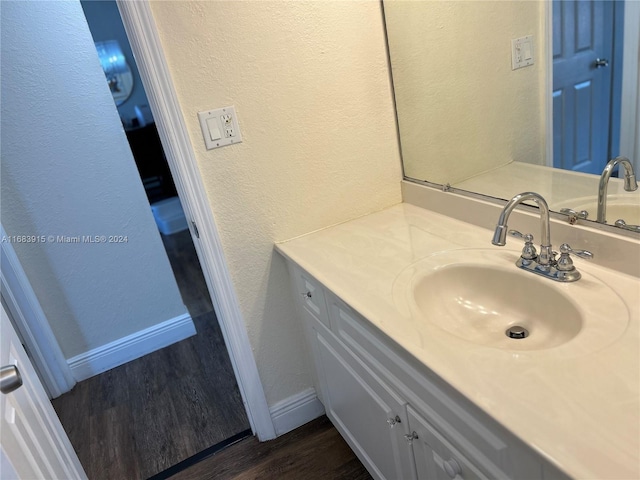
[197,106,243,150]
[511,35,534,70]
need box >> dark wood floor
[52,230,371,479]
[161,230,213,318]
[52,230,250,479]
[170,416,372,480]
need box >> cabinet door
[316,333,416,480]
[408,406,492,480]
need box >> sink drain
[506,326,529,339]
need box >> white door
[0,304,86,479]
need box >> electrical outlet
[197,106,242,150]
[511,35,534,70]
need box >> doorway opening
[50,2,251,478]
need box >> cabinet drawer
[328,292,542,479]
[291,265,330,330]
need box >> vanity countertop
[276,203,639,480]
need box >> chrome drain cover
[506,326,529,339]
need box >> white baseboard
[68,313,195,382]
[270,387,325,437]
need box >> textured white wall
[149,0,403,405]
[385,0,546,185]
[1,1,187,358]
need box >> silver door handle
[594,58,609,68]
[1,365,23,394]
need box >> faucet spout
[597,156,638,223]
[492,192,552,265]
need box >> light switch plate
[197,106,243,150]
[511,35,534,70]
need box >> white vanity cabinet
[286,262,571,480]
[316,332,417,480]
[291,265,416,479]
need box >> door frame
[0,225,76,399]
[116,1,276,440]
[545,0,639,168]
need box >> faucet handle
[508,230,537,261]
[559,208,589,218]
[556,244,593,273]
[559,243,594,260]
[614,219,640,233]
[508,230,531,241]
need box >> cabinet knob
[386,415,401,428]
[404,431,419,444]
[301,291,312,299]
[443,458,462,478]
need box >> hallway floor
[170,415,372,480]
[52,229,371,479]
[52,230,250,479]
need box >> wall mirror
[95,40,134,106]
[384,0,640,233]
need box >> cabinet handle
[301,291,312,299]
[404,431,419,444]
[386,415,401,428]
[443,458,462,479]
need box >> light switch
[511,35,534,70]
[197,106,243,150]
[522,42,532,61]
[206,117,222,141]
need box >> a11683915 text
[1,235,129,244]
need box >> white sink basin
[413,263,582,350]
[393,249,629,355]
[554,194,640,225]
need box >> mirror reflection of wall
[385,1,546,186]
[384,0,640,232]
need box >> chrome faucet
[492,192,592,282]
[597,156,638,223]
[492,192,553,268]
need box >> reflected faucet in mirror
[597,156,638,225]
[492,192,592,282]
